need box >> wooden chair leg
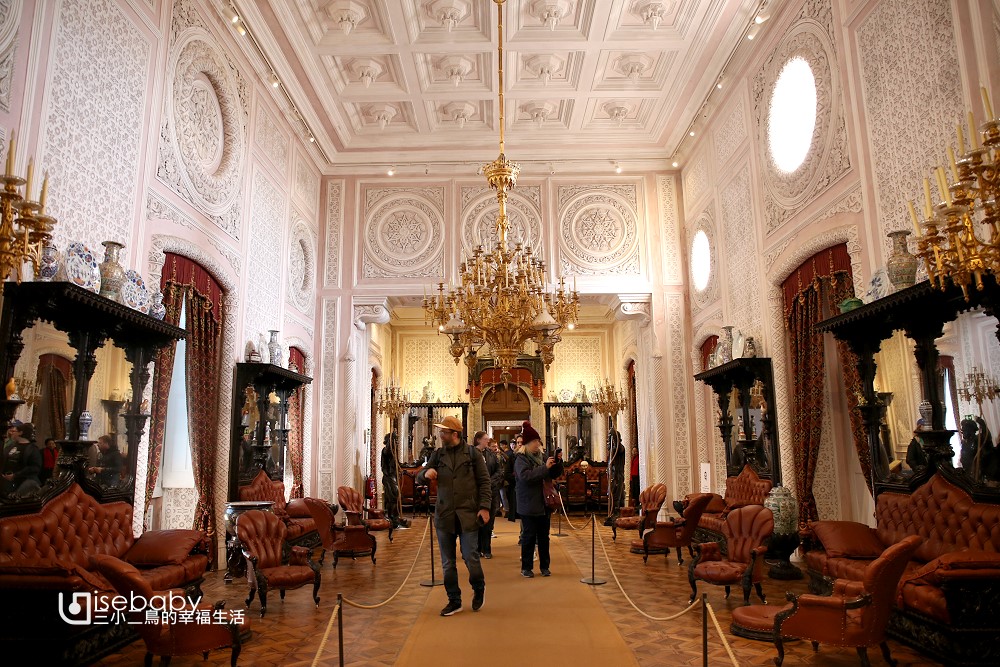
[612,524,617,541]
[879,641,897,667]
[245,587,256,607]
[811,641,819,652]
[676,546,684,565]
[773,636,785,666]
[724,585,731,599]
[258,585,268,618]
[145,652,154,667]
[280,589,286,601]
[203,650,209,660]
[856,646,871,667]
[754,582,766,604]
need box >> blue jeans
[437,519,484,604]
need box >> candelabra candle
[0,141,57,282]
[375,382,411,421]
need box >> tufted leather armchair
[303,497,376,567]
[338,486,393,541]
[564,470,588,509]
[771,535,921,667]
[673,465,772,536]
[643,493,715,565]
[613,483,667,542]
[689,504,773,605]
[236,510,320,617]
[239,471,316,542]
[91,553,248,667]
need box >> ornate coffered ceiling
[237,0,760,172]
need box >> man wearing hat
[416,415,491,616]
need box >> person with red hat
[514,420,563,578]
[416,415,491,616]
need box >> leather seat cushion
[731,604,781,632]
[260,565,315,588]
[804,549,828,572]
[139,555,209,591]
[125,529,204,566]
[365,519,391,531]
[899,578,949,622]
[698,513,725,533]
[812,521,886,559]
[616,517,640,530]
[694,560,746,583]
[824,557,873,581]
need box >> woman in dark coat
[514,421,563,578]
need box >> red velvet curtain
[783,244,870,525]
[146,254,224,565]
[288,347,306,499]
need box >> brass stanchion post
[420,520,443,587]
[580,514,606,585]
[338,594,344,667]
[702,594,708,667]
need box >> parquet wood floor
[94,512,943,666]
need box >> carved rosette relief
[753,10,850,235]
[288,217,316,313]
[158,30,246,238]
[0,0,21,113]
[558,185,640,275]
[362,188,445,279]
[460,186,542,256]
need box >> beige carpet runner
[395,517,639,666]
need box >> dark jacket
[417,443,491,533]
[3,440,42,485]
[514,453,564,517]
[479,447,503,513]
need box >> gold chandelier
[423,0,578,382]
[907,87,1000,300]
[1,131,56,282]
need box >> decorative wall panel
[362,187,445,279]
[319,298,339,500]
[721,165,761,340]
[255,105,288,174]
[683,152,709,212]
[753,0,851,236]
[295,156,320,213]
[401,335,456,398]
[666,293,691,494]
[814,379,840,520]
[557,184,640,275]
[161,487,197,530]
[857,0,962,257]
[287,213,316,314]
[0,0,21,113]
[244,171,285,338]
[146,193,241,274]
[548,335,602,398]
[325,180,343,287]
[714,100,748,168]
[157,0,248,240]
[40,0,150,249]
[657,175,682,285]
[460,185,542,256]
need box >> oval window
[691,229,711,292]
[768,57,817,174]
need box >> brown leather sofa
[802,473,1000,666]
[239,469,317,543]
[675,465,773,545]
[0,482,210,665]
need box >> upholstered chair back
[337,486,363,515]
[236,510,287,570]
[861,535,922,637]
[723,505,774,564]
[302,497,335,549]
[679,493,715,542]
[566,471,587,500]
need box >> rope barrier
[310,598,341,667]
[342,518,429,610]
[555,490,590,531]
[705,600,741,667]
[592,518,701,621]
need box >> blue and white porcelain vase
[38,243,59,281]
[78,410,93,440]
[764,485,797,535]
[149,291,166,320]
[267,330,282,366]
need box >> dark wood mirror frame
[0,281,185,515]
[694,357,782,484]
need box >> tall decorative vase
[99,241,126,302]
[78,410,93,440]
[764,485,802,579]
[717,326,734,364]
[886,230,918,290]
[149,291,166,320]
[267,330,282,366]
[38,243,59,281]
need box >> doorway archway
[482,384,531,444]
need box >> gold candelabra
[591,379,627,422]
[12,371,41,408]
[374,380,411,422]
[554,406,577,427]
[0,130,56,282]
[906,87,1000,300]
[958,365,1000,417]
[422,0,579,382]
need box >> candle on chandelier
[24,157,33,201]
[907,201,922,237]
[39,171,48,208]
[923,177,934,219]
[957,122,965,154]
[936,167,952,206]
[982,86,994,120]
[4,129,14,178]
[969,111,980,149]
[947,146,959,181]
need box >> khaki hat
[434,415,464,432]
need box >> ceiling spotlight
[387,165,395,176]
[747,23,760,40]
[614,161,622,174]
[755,10,771,24]
[229,11,240,24]
[716,80,723,89]
[689,130,695,137]
[308,135,316,143]
[671,161,679,168]
[235,21,246,36]
[271,74,280,88]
